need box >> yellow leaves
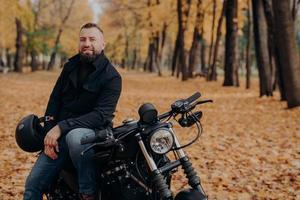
[0,0,19,49]
[0,0,94,56]
[99,0,252,62]
[60,0,93,55]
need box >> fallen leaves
[0,70,299,199]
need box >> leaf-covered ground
[0,70,299,200]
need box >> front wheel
[174,188,207,200]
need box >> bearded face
[79,27,105,63]
[79,46,100,63]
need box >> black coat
[44,53,122,134]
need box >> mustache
[81,47,94,51]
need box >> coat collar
[68,51,108,70]
[67,51,109,88]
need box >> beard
[79,49,102,64]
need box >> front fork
[171,129,207,198]
[135,127,207,200]
[136,133,172,200]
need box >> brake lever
[195,99,213,105]
[182,99,213,114]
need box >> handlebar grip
[185,92,201,104]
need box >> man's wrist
[57,120,70,135]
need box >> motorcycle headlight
[150,128,174,154]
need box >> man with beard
[23,23,122,200]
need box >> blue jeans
[23,128,97,200]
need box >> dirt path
[0,70,299,199]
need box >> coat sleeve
[57,75,122,134]
[43,68,66,133]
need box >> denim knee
[66,128,95,152]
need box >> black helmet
[15,114,45,152]
[175,188,207,200]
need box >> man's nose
[83,39,91,46]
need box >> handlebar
[185,92,201,104]
[157,92,213,121]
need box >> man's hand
[44,125,61,160]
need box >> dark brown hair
[80,23,103,34]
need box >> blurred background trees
[0,0,299,108]
[0,0,93,72]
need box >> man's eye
[90,38,96,42]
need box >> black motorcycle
[47,92,212,200]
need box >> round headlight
[150,128,174,154]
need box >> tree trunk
[178,0,191,81]
[223,0,238,86]
[145,0,161,75]
[154,31,162,76]
[262,0,286,99]
[177,0,187,81]
[209,0,227,81]
[273,0,300,108]
[121,58,125,69]
[172,0,191,80]
[5,48,12,69]
[208,0,217,73]
[149,42,155,73]
[189,0,203,78]
[262,0,276,91]
[47,0,75,70]
[131,48,137,70]
[157,24,168,75]
[200,38,207,74]
[188,30,200,78]
[291,0,300,21]
[252,0,273,96]
[171,33,179,76]
[245,0,252,89]
[124,37,129,70]
[14,18,23,72]
[30,50,39,71]
[144,37,159,74]
[47,28,62,70]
